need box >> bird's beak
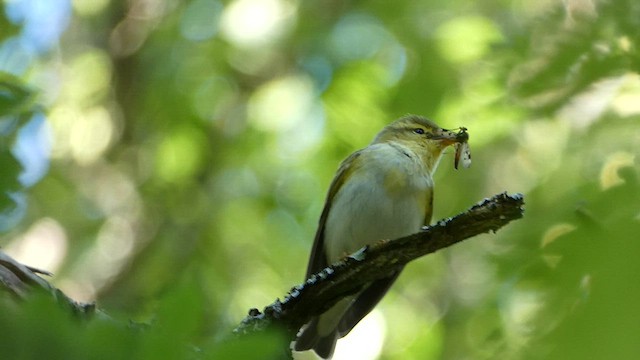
[430,127,469,146]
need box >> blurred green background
[1,0,639,359]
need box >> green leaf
[0,9,19,41]
[0,72,37,119]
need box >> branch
[0,251,96,317]
[234,192,525,338]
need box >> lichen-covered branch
[0,251,96,317]
[235,192,525,338]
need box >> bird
[293,114,470,359]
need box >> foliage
[0,0,639,359]
[0,280,285,360]
[0,72,37,230]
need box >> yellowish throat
[294,115,470,359]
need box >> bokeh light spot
[436,16,502,64]
[248,74,315,132]
[5,217,68,273]
[611,74,640,117]
[64,49,112,106]
[73,0,110,17]
[155,126,207,183]
[220,0,296,48]
[69,107,114,165]
[502,289,545,346]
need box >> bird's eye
[413,128,425,134]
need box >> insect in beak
[454,127,471,170]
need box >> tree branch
[234,192,525,339]
[0,251,96,317]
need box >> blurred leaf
[525,166,640,359]
[507,0,640,113]
[0,8,19,40]
[0,72,37,121]
[0,149,22,192]
[0,294,85,359]
[0,72,36,230]
[205,331,287,360]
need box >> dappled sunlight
[435,15,503,65]
[611,74,640,117]
[487,119,571,194]
[68,106,115,165]
[599,151,635,190]
[72,0,110,17]
[62,215,139,301]
[220,0,296,48]
[228,262,285,319]
[76,165,142,218]
[323,62,389,147]
[53,165,145,301]
[517,120,570,176]
[540,223,578,268]
[273,103,325,162]
[501,288,546,347]
[247,73,326,160]
[248,74,316,132]
[63,50,112,107]
[448,243,498,306]
[47,48,120,165]
[558,77,624,129]
[5,217,68,273]
[436,69,521,147]
[333,311,386,360]
[154,126,208,184]
[383,289,444,360]
[108,0,166,57]
[292,311,386,360]
[540,223,577,249]
[95,216,136,263]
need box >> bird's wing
[304,150,363,279]
[424,186,434,226]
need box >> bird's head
[372,114,469,173]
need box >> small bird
[294,115,470,359]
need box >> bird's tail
[294,317,338,359]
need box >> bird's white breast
[324,142,433,263]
